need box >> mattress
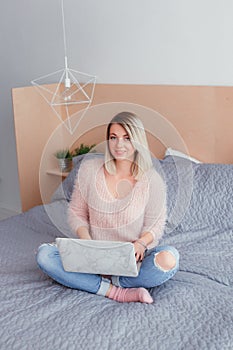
[0,156,232,350]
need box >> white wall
[0,0,63,212]
[1,0,233,211]
[72,0,233,85]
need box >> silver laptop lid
[56,238,140,277]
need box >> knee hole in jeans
[154,250,177,272]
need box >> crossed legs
[36,244,179,303]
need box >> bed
[0,154,232,350]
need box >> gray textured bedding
[0,156,232,350]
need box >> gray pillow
[51,153,104,202]
[158,156,233,233]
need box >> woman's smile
[113,149,126,157]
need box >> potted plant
[54,149,73,172]
[72,143,96,156]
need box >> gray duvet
[0,156,232,350]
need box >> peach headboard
[12,84,233,211]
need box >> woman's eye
[124,137,131,141]
[110,136,116,140]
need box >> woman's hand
[133,240,147,262]
[76,226,92,240]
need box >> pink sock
[108,286,153,304]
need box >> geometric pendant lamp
[31,0,96,134]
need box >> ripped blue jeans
[36,244,179,296]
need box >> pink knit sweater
[68,158,167,248]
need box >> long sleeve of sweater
[67,167,90,234]
[141,170,167,247]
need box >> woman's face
[108,123,135,161]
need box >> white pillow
[164,148,201,163]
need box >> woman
[37,112,179,303]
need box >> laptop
[56,238,141,277]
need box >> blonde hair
[104,112,153,180]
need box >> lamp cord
[61,0,70,85]
[61,0,68,60]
